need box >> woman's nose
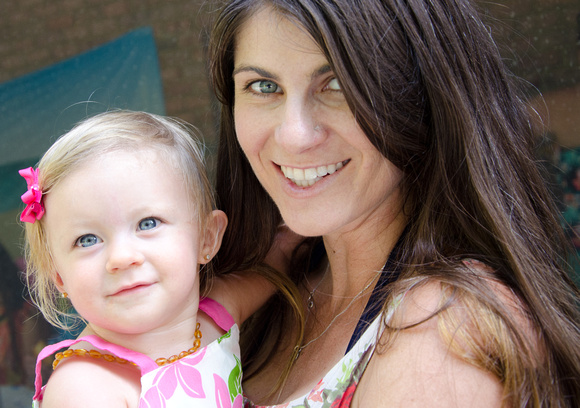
[105,238,145,273]
[275,98,326,154]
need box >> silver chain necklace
[293,266,379,360]
[304,264,329,311]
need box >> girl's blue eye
[250,80,281,94]
[76,234,100,248]
[139,218,158,231]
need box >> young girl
[20,110,276,407]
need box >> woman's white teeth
[281,161,346,187]
[316,166,327,177]
[304,168,317,180]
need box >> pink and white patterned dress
[33,297,242,408]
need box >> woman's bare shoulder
[353,262,534,407]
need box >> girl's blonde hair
[23,110,216,330]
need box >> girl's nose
[275,98,326,154]
[105,238,145,273]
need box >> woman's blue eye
[76,234,100,248]
[139,218,158,231]
[250,80,281,94]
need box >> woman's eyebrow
[232,65,279,81]
[311,64,332,80]
[232,64,333,81]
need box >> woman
[208,0,580,406]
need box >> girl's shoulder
[41,350,141,407]
[34,335,146,408]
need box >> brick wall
[481,0,580,92]
[0,0,218,142]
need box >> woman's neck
[321,207,407,299]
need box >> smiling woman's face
[232,7,405,238]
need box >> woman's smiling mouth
[280,160,350,187]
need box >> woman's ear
[199,210,228,264]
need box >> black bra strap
[345,231,405,353]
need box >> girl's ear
[199,210,228,264]
[52,270,66,294]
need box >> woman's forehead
[235,7,320,56]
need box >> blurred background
[0,0,578,405]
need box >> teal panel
[0,27,165,213]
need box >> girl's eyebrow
[232,64,332,81]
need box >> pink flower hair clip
[19,167,45,223]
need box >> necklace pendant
[306,291,316,310]
[293,345,303,361]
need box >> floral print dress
[32,298,242,408]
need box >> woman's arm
[207,271,278,327]
[208,225,303,326]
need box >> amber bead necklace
[52,323,203,369]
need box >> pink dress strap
[199,297,235,332]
